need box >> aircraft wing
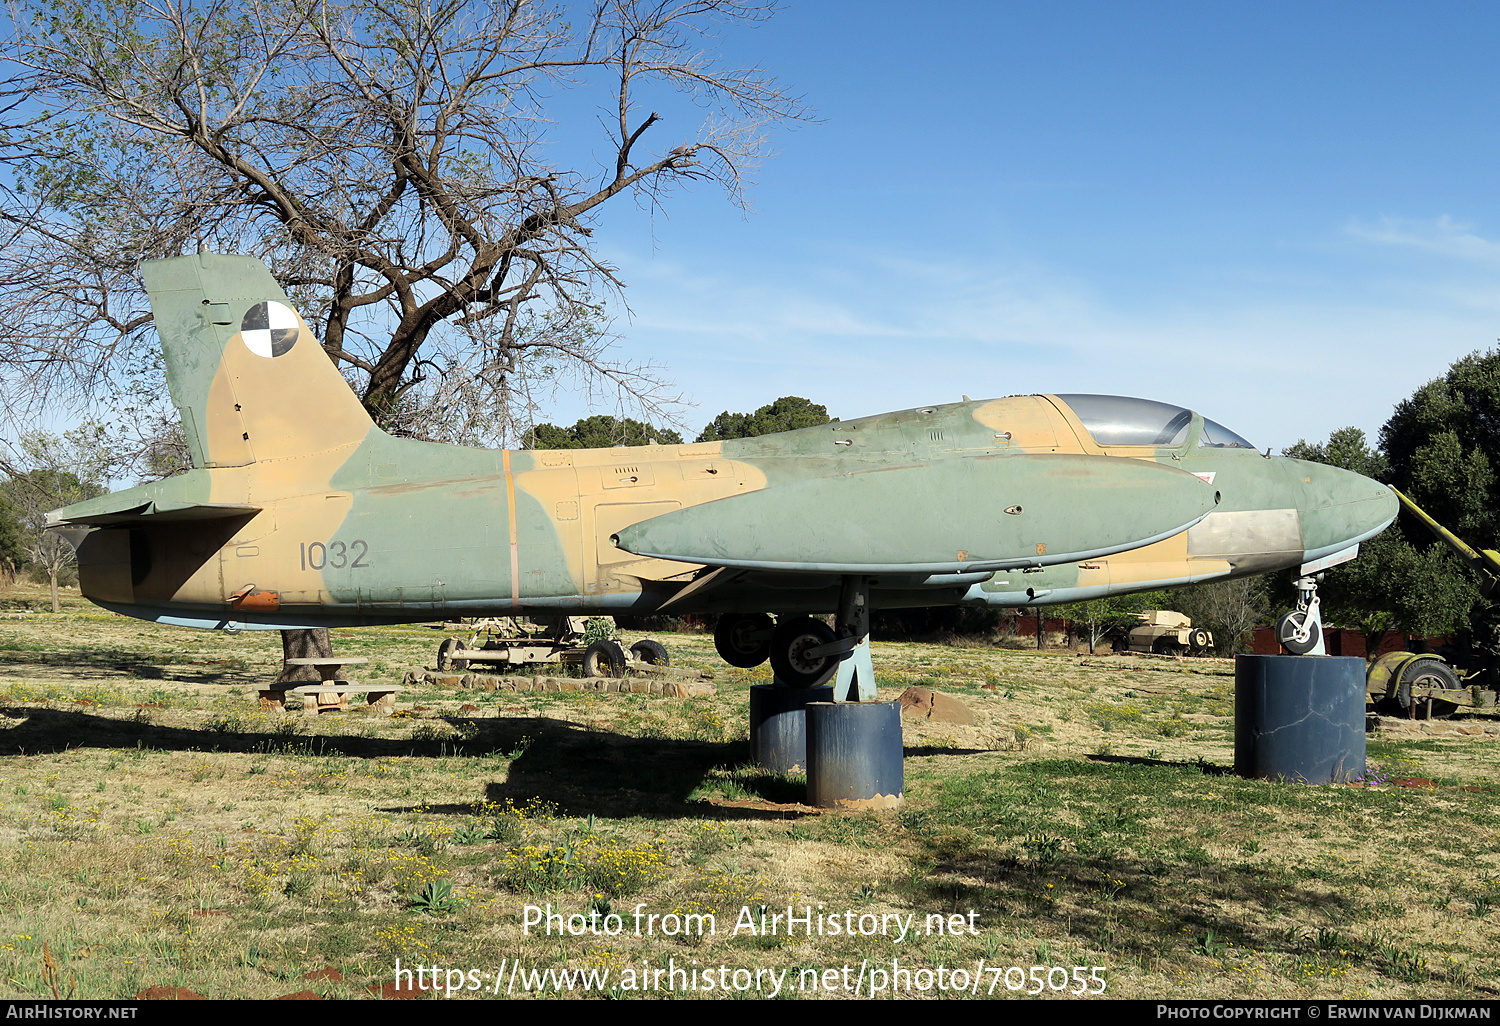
[614,454,1218,575]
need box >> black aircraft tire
[769,616,838,688]
[714,613,774,668]
[1396,659,1461,719]
[437,638,467,672]
[630,639,670,666]
[1276,611,1319,655]
[582,640,628,679]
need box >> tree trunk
[48,568,58,613]
[277,628,333,683]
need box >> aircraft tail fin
[142,254,374,469]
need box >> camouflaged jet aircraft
[50,255,1397,691]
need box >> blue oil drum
[805,701,904,809]
[749,684,833,773]
[1234,654,1366,783]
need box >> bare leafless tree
[0,0,809,442]
[0,430,105,610]
[1172,577,1272,656]
[0,0,807,657]
[8,487,76,612]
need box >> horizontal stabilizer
[47,498,260,528]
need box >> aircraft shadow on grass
[0,650,261,687]
[0,704,814,820]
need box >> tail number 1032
[301,540,371,570]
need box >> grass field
[0,582,1496,1000]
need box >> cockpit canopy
[1198,417,1256,450]
[1054,394,1255,450]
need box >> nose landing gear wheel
[1278,575,1326,655]
[1276,610,1319,655]
[769,616,838,688]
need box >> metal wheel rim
[1277,612,1305,642]
[1408,668,1459,716]
[784,633,829,675]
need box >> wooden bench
[258,657,403,715]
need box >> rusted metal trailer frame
[434,616,670,678]
[1363,489,1500,718]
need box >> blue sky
[543,1,1500,452]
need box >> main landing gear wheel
[582,639,627,678]
[769,616,838,688]
[437,637,467,671]
[1395,659,1461,719]
[714,612,774,668]
[630,639,670,666]
[1276,610,1319,655]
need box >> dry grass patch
[0,583,1496,997]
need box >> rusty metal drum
[749,684,834,773]
[806,701,904,809]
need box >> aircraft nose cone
[1292,461,1399,562]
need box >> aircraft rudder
[142,254,373,468]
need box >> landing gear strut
[729,577,879,700]
[768,616,837,686]
[1276,574,1326,655]
[785,575,877,701]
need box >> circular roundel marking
[240,301,299,358]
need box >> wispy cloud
[599,240,1500,451]
[1346,215,1500,263]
